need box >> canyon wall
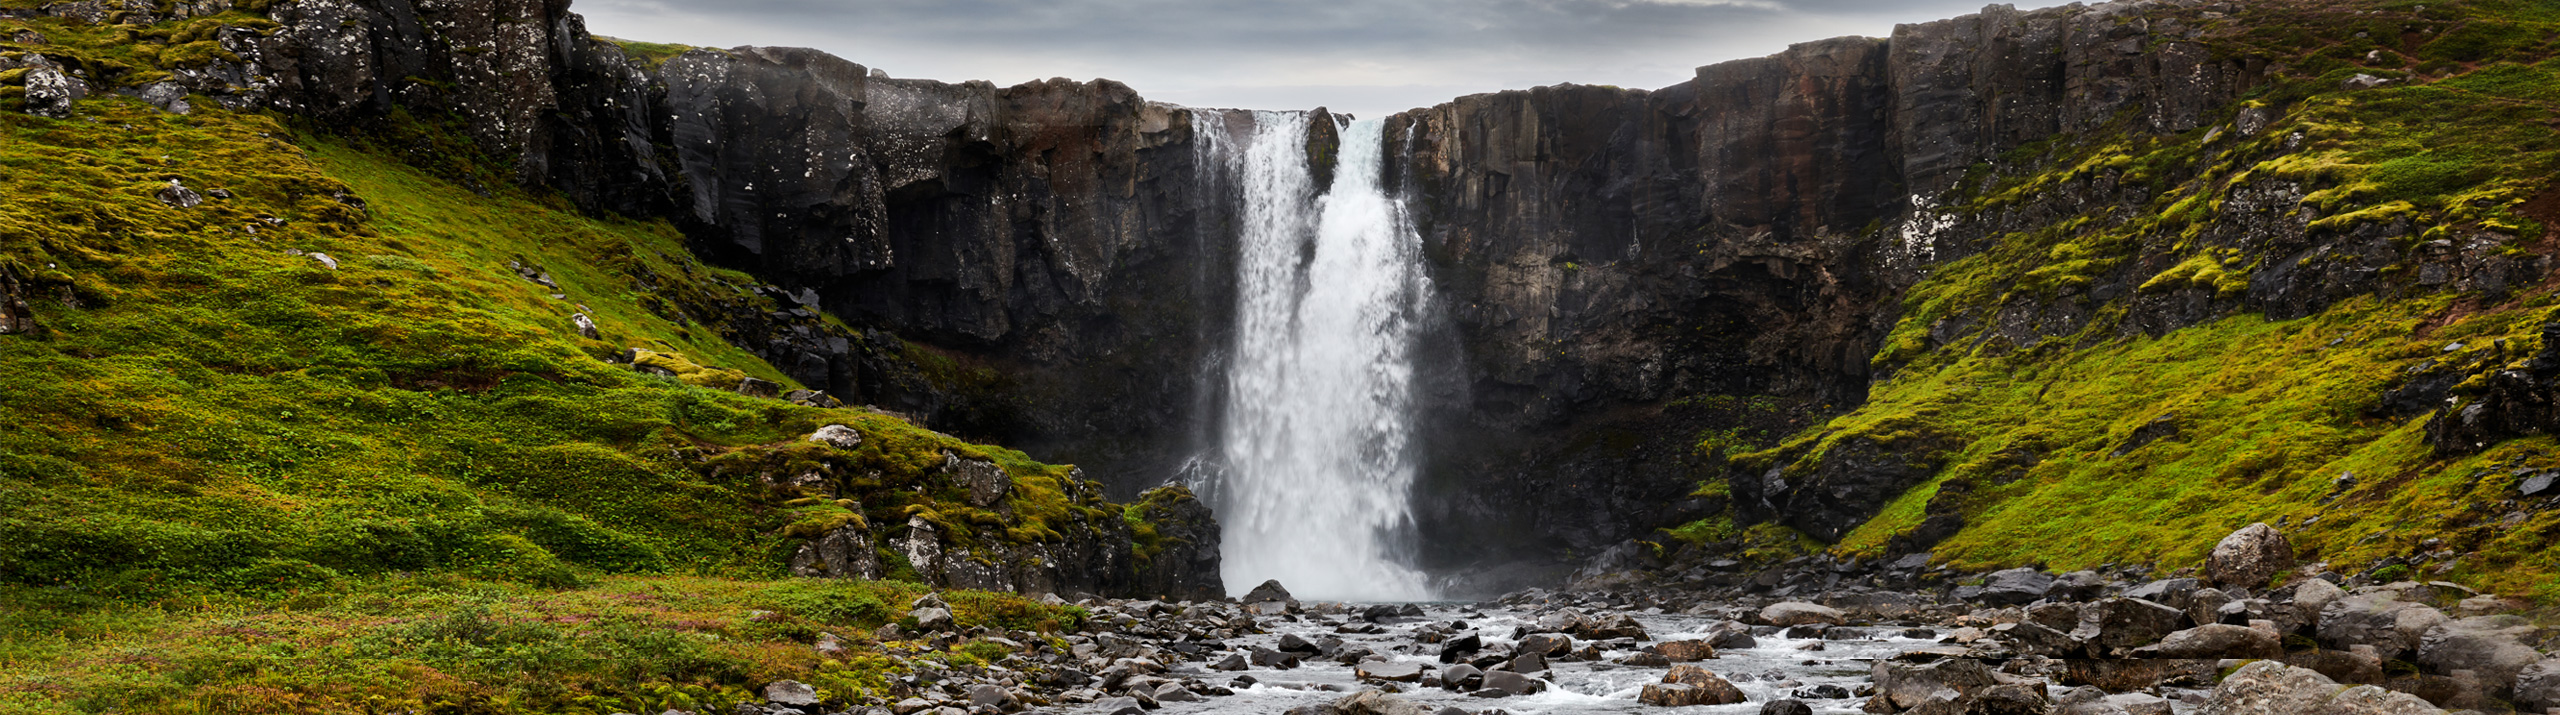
[1383,1,2268,578]
[137,0,2295,584]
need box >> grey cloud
[577,0,2062,116]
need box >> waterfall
[1209,111,1435,602]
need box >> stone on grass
[2206,523,2294,589]
[808,424,864,450]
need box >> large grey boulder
[2318,595,2448,660]
[1981,567,2055,606]
[2414,615,2543,698]
[2087,598,2192,655]
[1872,656,1996,711]
[2201,660,2350,715]
[2514,659,2560,713]
[2206,523,2294,589]
[1243,579,1293,603]
[2145,624,2281,659]
[2125,578,2202,611]
[2293,577,2347,625]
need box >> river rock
[1331,689,1437,715]
[1656,639,1717,661]
[1439,663,1483,690]
[808,424,864,450]
[2318,595,2447,660]
[1356,660,1426,683]
[1481,669,1544,696]
[1872,655,1995,710]
[1437,634,1481,662]
[1252,646,1302,669]
[1244,579,1293,603]
[1517,632,1572,656]
[1507,651,1546,673]
[1093,696,1145,715]
[1985,621,2074,657]
[1760,601,1845,627]
[1664,664,1747,702]
[1980,567,2054,606]
[2142,624,2281,659]
[1760,700,1814,715]
[2206,523,2294,589]
[2414,615,2543,697]
[2087,598,2192,655]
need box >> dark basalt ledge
[200,0,2305,591]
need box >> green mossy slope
[1691,0,2560,599]
[0,32,1110,713]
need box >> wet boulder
[1760,601,1846,627]
[1480,669,1545,696]
[1243,579,1293,603]
[2206,523,2294,590]
[1760,700,1814,715]
[1655,639,1717,661]
[1642,664,1746,706]
[1355,660,1426,683]
[1517,632,1573,656]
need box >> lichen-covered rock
[944,454,1011,507]
[806,424,864,450]
[2206,523,2294,589]
[20,64,83,118]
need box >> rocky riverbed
[715,527,2559,715]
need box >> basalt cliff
[6,0,2559,602]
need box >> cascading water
[1209,111,1435,602]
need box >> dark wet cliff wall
[137,0,2276,580]
[1383,0,2267,580]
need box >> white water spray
[1210,111,1434,601]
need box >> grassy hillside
[1683,0,2560,599]
[0,13,1118,711]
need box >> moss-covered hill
[0,9,1195,713]
[1667,0,2560,600]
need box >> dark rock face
[1385,2,2268,571]
[1126,486,1224,601]
[203,0,2293,582]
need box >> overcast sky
[577,0,2067,118]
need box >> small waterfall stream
[1204,110,1436,602]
